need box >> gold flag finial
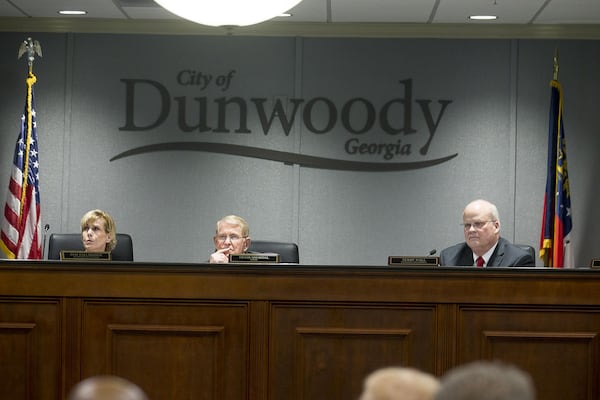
[553,48,559,81]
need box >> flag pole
[553,48,559,81]
[17,39,41,225]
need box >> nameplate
[387,256,440,267]
[60,251,111,261]
[591,258,600,269]
[230,253,280,263]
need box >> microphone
[429,249,437,256]
[42,224,50,259]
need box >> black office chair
[47,233,134,261]
[248,240,299,263]
[514,244,536,261]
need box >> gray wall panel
[1,33,597,266]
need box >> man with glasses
[209,215,251,263]
[440,199,535,267]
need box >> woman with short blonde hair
[80,209,117,252]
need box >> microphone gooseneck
[42,224,50,259]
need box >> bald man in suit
[440,199,535,267]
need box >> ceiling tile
[0,2,25,16]
[122,6,179,19]
[434,0,547,24]
[274,0,328,23]
[331,0,437,23]
[10,0,126,18]
[535,0,600,24]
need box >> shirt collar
[472,241,498,267]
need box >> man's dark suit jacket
[440,237,535,267]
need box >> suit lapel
[488,239,505,267]
[459,245,475,266]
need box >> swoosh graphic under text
[110,142,458,172]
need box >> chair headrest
[47,233,134,261]
[247,240,299,263]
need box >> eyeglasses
[462,221,495,230]
[216,235,247,243]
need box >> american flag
[0,71,43,259]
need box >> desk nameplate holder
[60,251,111,261]
[230,253,280,263]
[388,256,440,267]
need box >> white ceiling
[1,0,600,37]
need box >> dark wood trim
[1,261,599,400]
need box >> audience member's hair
[435,361,535,400]
[360,366,440,400]
[68,375,148,400]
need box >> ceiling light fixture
[468,15,498,21]
[58,10,88,15]
[153,0,303,27]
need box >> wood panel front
[79,300,250,400]
[2,262,600,400]
[457,305,600,400]
[0,298,62,400]
[269,302,438,400]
